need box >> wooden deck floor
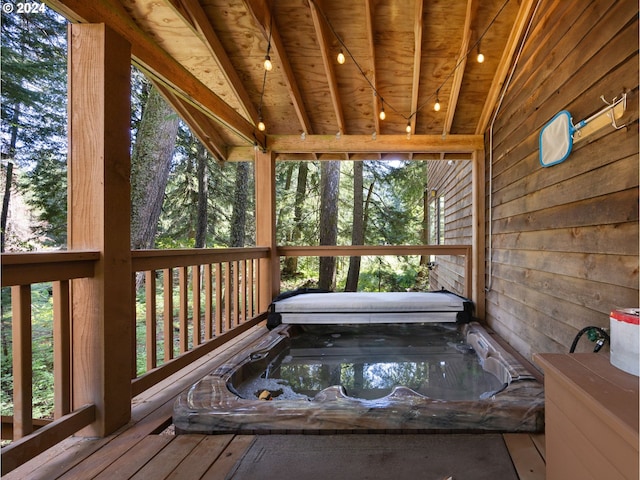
[4,324,546,480]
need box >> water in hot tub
[234,324,506,401]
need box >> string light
[258,116,266,131]
[476,40,485,63]
[303,0,509,137]
[263,54,273,71]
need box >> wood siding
[426,159,473,296]
[429,0,639,362]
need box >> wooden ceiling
[49,0,535,161]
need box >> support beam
[254,149,279,311]
[67,23,132,436]
[472,147,486,319]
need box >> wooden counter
[535,353,639,480]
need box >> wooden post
[67,24,132,436]
[472,148,486,319]
[254,148,279,312]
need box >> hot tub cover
[267,290,473,328]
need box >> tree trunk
[194,141,208,248]
[318,160,340,290]
[345,160,364,291]
[282,161,308,277]
[1,103,20,252]
[130,85,180,250]
[229,162,249,247]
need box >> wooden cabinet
[535,353,639,480]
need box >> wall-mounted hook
[573,92,627,143]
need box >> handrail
[278,244,472,298]
[1,251,100,287]
[131,247,269,271]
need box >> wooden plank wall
[426,159,472,296]
[431,0,639,362]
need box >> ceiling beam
[48,0,265,147]
[244,0,314,135]
[309,0,345,135]
[476,0,536,134]
[171,0,259,124]
[267,134,484,154]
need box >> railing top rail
[277,245,472,256]
[131,246,270,271]
[1,251,100,287]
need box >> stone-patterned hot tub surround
[173,322,544,434]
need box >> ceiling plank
[48,0,265,147]
[268,134,484,154]
[309,0,345,135]
[244,0,313,135]
[476,0,536,134]
[171,0,259,124]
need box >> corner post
[472,147,486,319]
[67,24,132,436]
[254,148,279,312]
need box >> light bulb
[477,52,485,63]
[258,119,266,131]
[434,100,441,112]
[379,107,386,120]
[264,55,273,71]
[405,122,412,134]
[337,50,345,65]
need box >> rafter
[444,0,476,136]
[476,0,536,134]
[48,0,265,147]
[365,0,380,135]
[244,0,313,135]
[171,0,259,124]
[409,0,423,135]
[309,0,345,135]
[154,83,228,162]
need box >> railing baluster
[178,266,189,354]
[215,263,222,336]
[163,268,174,362]
[239,259,246,323]
[232,261,240,327]
[193,265,201,347]
[204,264,213,340]
[131,276,137,379]
[53,281,71,419]
[11,285,32,440]
[224,262,232,332]
[248,259,255,317]
[145,271,157,371]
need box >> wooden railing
[1,251,100,474]
[278,244,473,298]
[0,243,471,473]
[0,247,269,473]
[129,247,269,396]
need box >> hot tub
[173,320,544,434]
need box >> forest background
[1,10,432,421]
